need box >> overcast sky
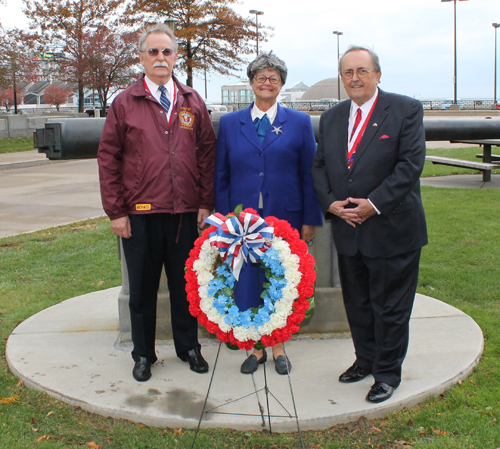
[1,0,499,102]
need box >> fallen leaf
[44,291,52,294]
[407,419,414,427]
[37,436,50,442]
[87,443,100,449]
[46,411,55,417]
[173,428,183,435]
[97,281,104,286]
[0,394,20,405]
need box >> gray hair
[338,45,381,74]
[247,51,288,85]
[138,23,178,52]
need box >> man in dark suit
[312,46,427,403]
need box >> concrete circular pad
[6,288,483,432]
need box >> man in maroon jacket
[98,24,216,382]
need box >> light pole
[249,10,264,55]
[333,31,343,100]
[493,23,500,107]
[441,0,468,106]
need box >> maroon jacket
[98,74,216,220]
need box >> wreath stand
[190,341,305,449]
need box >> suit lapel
[349,90,389,173]
[262,104,287,150]
[240,103,261,151]
[336,102,350,174]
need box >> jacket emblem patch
[136,204,152,211]
[180,109,195,129]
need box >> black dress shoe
[240,350,267,374]
[180,347,209,373]
[366,382,395,403]
[273,355,292,375]
[132,357,152,382]
[339,364,371,383]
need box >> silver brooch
[272,126,283,135]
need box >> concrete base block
[117,219,349,344]
[7,115,29,137]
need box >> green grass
[0,136,35,154]
[1,158,500,448]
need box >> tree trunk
[78,79,84,113]
[185,39,193,87]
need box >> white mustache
[153,62,169,68]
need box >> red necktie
[350,108,362,141]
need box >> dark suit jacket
[312,89,427,258]
[215,103,322,231]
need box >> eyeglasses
[144,48,175,57]
[254,75,281,84]
[341,69,377,79]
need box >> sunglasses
[145,48,175,57]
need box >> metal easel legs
[190,342,305,449]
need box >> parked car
[203,99,227,114]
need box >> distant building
[221,81,255,104]
[300,77,347,101]
[278,81,309,102]
[221,80,310,104]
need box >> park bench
[425,155,498,182]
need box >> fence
[227,100,500,112]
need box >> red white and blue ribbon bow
[205,211,274,280]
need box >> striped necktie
[350,108,362,141]
[158,85,171,113]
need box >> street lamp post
[249,10,264,55]
[332,31,343,101]
[493,23,500,107]
[441,0,468,106]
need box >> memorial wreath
[185,206,316,350]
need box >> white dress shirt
[251,101,278,125]
[144,75,175,122]
[348,88,381,215]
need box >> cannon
[34,114,500,160]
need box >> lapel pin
[272,126,283,135]
[373,123,378,127]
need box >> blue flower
[224,305,240,326]
[253,308,271,328]
[207,279,225,297]
[239,310,253,328]
[213,294,230,314]
[216,264,229,277]
[263,295,275,313]
[224,272,236,289]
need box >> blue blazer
[215,103,322,231]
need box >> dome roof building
[300,78,348,101]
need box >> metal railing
[225,100,500,112]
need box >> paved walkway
[0,149,486,431]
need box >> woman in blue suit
[215,52,322,375]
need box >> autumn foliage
[43,84,73,111]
